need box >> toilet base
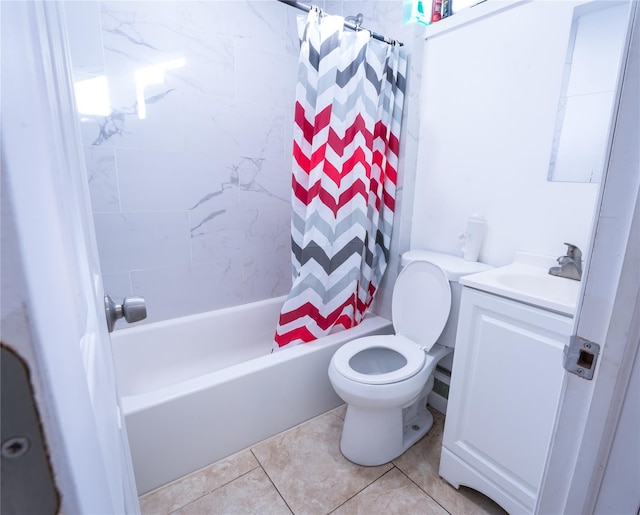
[403,401,434,450]
[339,394,434,466]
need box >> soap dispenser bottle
[459,214,486,262]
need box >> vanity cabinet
[440,287,572,514]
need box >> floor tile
[332,467,448,515]
[393,409,507,515]
[251,411,393,515]
[331,403,347,419]
[173,467,292,515]
[139,450,259,514]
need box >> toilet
[328,250,492,466]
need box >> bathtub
[110,296,393,494]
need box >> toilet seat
[392,260,451,352]
[332,335,426,385]
[331,261,452,386]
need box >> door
[536,4,640,514]
[2,2,140,513]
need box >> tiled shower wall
[64,1,423,326]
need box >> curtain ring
[345,13,364,30]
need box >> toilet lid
[332,335,426,385]
[392,261,451,352]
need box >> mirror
[548,1,631,183]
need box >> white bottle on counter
[459,214,486,262]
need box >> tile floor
[139,405,508,515]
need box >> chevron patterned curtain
[274,10,407,350]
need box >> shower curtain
[274,10,407,350]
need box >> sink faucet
[549,243,582,281]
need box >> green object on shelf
[403,0,432,26]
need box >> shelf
[424,0,530,39]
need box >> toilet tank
[400,250,493,349]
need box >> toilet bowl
[328,251,492,466]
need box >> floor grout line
[250,449,295,515]
[394,463,453,515]
[165,466,262,515]
[327,466,396,514]
[143,406,503,515]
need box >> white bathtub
[111,296,393,494]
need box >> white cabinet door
[440,288,572,514]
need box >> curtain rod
[277,0,404,47]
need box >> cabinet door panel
[443,288,572,509]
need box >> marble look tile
[397,216,413,256]
[251,411,392,514]
[235,47,297,109]
[173,467,292,515]
[64,1,105,75]
[175,1,240,36]
[180,93,236,156]
[139,450,260,514]
[101,1,236,98]
[370,266,395,322]
[102,272,132,310]
[130,261,244,324]
[323,2,344,16]
[93,212,191,274]
[177,1,287,55]
[84,145,120,212]
[116,148,235,212]
[189,207,250,265]
[242,249,291,303]
[284,10,301,57]
[393,409,508,515]
[333,467,448,515]
[238,203,290,251]
[181,95,286,166]
[239,204,291,302]
[236,163,290,211]
[283,105,295,169]
[233,1,288,55]
[79,79,184,152]
[189,190,291,302]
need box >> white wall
[411,1,601,267]
[594,338,640,513]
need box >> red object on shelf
[431,0,443,22]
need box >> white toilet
[328,251,492,466]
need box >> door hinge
[564,335,600,380]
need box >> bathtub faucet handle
[104,294,147,332]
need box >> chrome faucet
[549,243,582,281]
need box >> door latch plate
[564,335,600,380]
[1,345,60,513]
